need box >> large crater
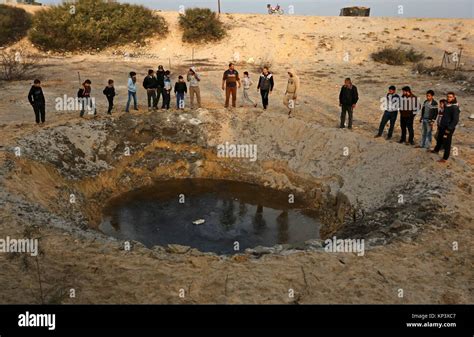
[3,110,444,257]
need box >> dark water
[100,179,321,254]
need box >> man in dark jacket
[399,86,418,145]
[257,67,274,110]
[143,69,158,111]
[431,92,460,162]
[156,65,166,108]
[375,85,399,139]
[418,90,438,149]
[339,78,358,129]
[28,79,46,124]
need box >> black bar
[0,305,471,335]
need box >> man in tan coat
[284,69,299,118]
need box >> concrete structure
[340,6,371,17]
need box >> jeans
[176,92,185,109]
[400,114,415,143]
[377,110,398,138]
[242,88,255,106]
[434,127,455,160]
[33,103,45,123]
[162,90,171,109]
[146,89,157,108]
[106,96,114,114]
[125,91,137,112]
[156,86,163,107]
[340,105,353,128]
[260,89,270,109]
[79,97,96,117]
[420,119,433,148]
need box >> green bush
[371,47,424,65]
[0,5,32,47]
[179,8,226,43]
[29,0,168,52]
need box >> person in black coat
[143,69,158,111]
[174,75,187,109]
[156,65,166,108]
[339,77,359,129]
[28,79,46,124]
[103,79,116,114]
[431,92,460,162]
[257,67,274,110]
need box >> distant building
[340,6,370,17]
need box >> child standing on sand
[174,75,187,109]
[162,71,172,110]
[28,79,46,124]
[78,79,96,117]
[103,79,116,115]
[125,72,138,112]
[241,71,257,108]
[434,98,447,148]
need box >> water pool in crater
[100,179,322,254]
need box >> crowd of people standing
[26,62,460,163]
[372,85,460,163]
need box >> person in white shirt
[241,71,257,108]
[125,71,138,112]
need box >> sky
[40,0,474,18]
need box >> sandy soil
[0,11,472,304]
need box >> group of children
[374,85,460,163]
[74,66,195,116]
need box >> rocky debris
[244,240,324,257]
[14,111,207,180]
[16,122,111,180]
[132,148,203,171]
[166,244,192,254]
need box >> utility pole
[218,0,221,15]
